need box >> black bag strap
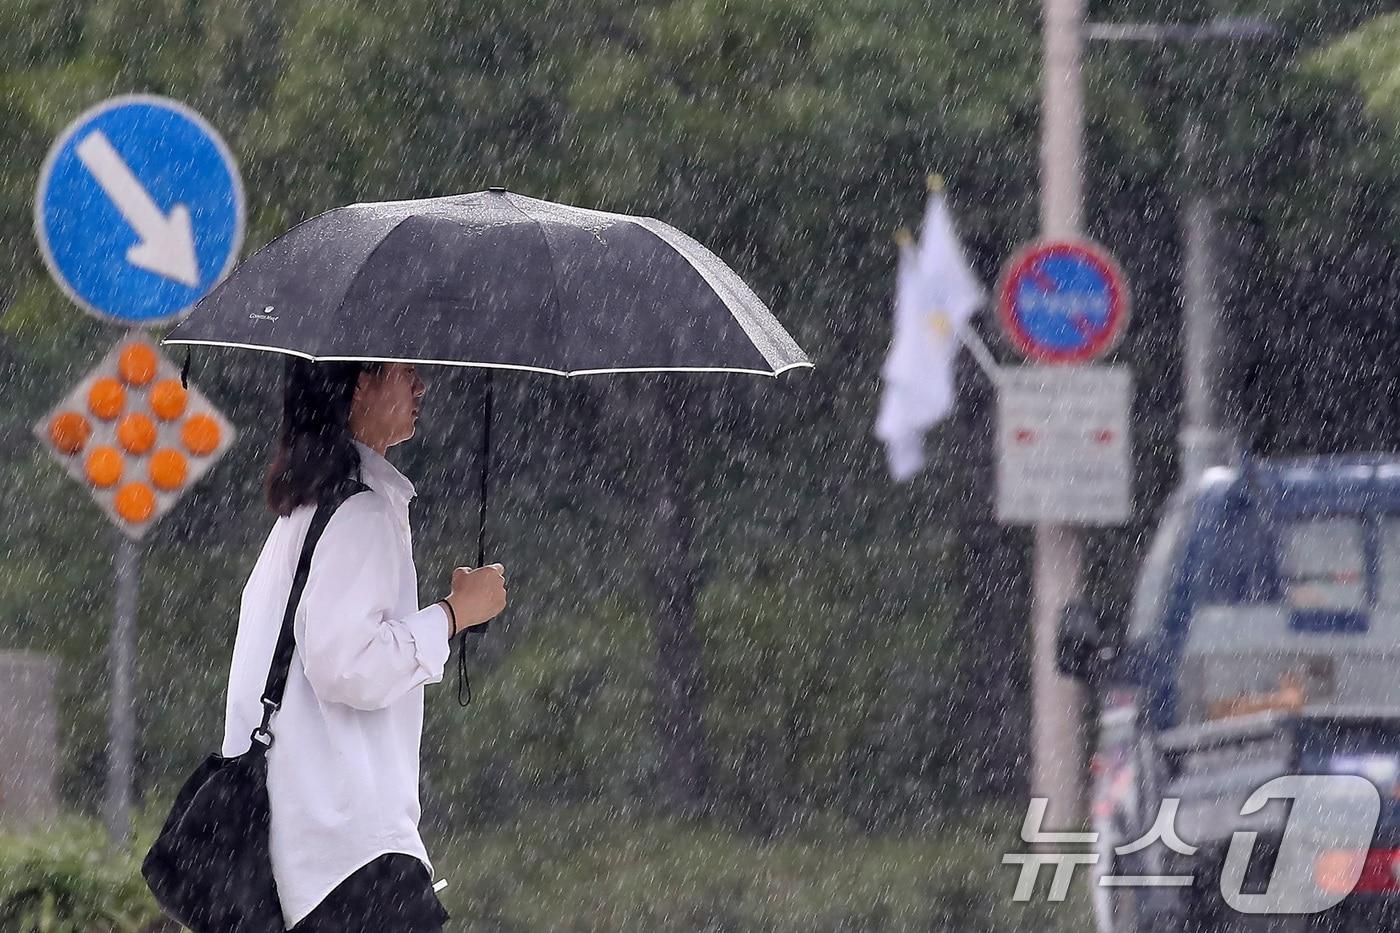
[250,479,371,748]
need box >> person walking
[219,358,507,932]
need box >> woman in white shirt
[221,359,506,931]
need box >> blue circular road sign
[997,239,1130,364]
[34,95,244,326]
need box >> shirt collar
[352,440,417,502]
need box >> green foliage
[700,560,959,834]
[0,807,1088,933]
[429,801,1088,933]
[423,551,959,835]
[1310,13,1400,122]
[427,597,661,824]
[5,0,1400,887]
[0,819,161,933]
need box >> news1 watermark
[1003,775,1383,914]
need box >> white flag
[874,190,985,482]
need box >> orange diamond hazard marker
[35,335,237,539]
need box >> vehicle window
[1380,519,1400,607]
[1280,518,1366,611]
[1127,506,1186,642]
[1192,497,1277,604]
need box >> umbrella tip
[488,186,507,193]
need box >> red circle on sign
[996,239,1130,364]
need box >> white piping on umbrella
[161,337,814,378]
[565,362,812,377]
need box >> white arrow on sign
[75,130,200,287]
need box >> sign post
[1000,148,1134,835]
[33,95,243,845]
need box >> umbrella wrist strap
[456,637,472,706]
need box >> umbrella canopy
[164,189,811,707]
[164,188,810,378]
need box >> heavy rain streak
[2,1,1400,931]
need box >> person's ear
[349,370,377,414]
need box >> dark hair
[264,358,384,515]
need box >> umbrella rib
[499,193,569,370]
[327,213,419,349]
[629,217,809,371]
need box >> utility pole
[1083,18,1275,487]
[1033,0,1089,831]
[1030,8,1275,835]
[1179,114,1232,480]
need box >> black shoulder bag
[142,481,370,933]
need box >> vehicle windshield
[1179,510,1400,722]
[1126,505,1186,643]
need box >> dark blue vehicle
[1060,456,1400,933]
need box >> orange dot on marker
[149,449,188,491]
[117,413,157,455]
[181,414,221,456]
[85,446,123,488]
[118,343,158,386]
[114,482,157,523]
[87,378,125,420]
[49,412,91,455]
[149,380,188,421]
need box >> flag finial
[926,173,945,193]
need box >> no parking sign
[997,239,1129,363]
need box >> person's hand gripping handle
[441,563,507,636]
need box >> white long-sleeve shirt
[220,441,452,928]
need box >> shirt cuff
[405,603,453,683]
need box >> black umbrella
[164,188,812,702]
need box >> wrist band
[438,598,458,637]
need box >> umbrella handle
[476,370,492,571]
[456,370,493,707]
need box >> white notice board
[995,366,1132,525]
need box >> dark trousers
[291,853,450,932]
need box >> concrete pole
[1042,0,1085,235]
[104,529,139,847]
[1034,0,1088,831]
[1179,113,1233,481]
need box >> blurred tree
[3,0,1399,834]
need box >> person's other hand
[445,563,506,632]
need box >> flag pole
[955,325,1002,385]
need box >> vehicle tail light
[1316,849,1400,895]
